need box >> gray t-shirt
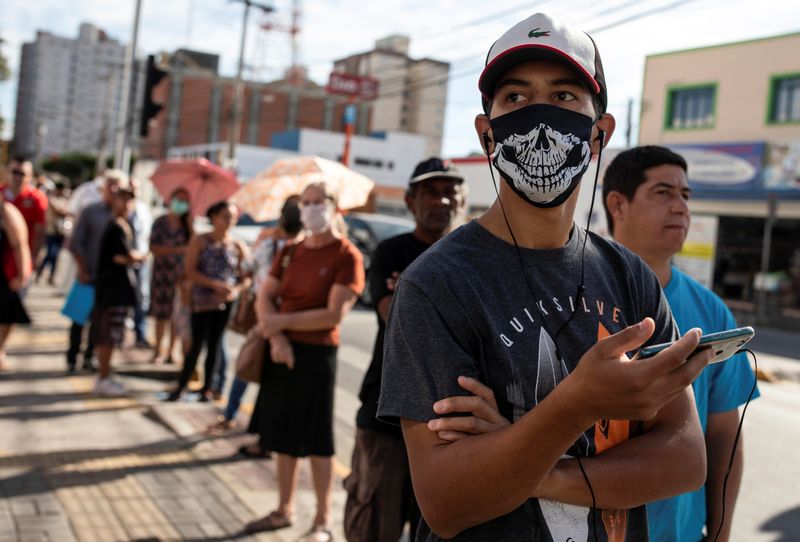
[378,220,677,542]
[68,201,111,282]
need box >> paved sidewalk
[0,285,350,541]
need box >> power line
[160,0,706,145]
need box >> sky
[2,0,800,157]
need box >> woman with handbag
[165,200,250,402]
[149,187,192,364]
[207,195,303,437]
[245,182,364,541]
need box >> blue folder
[61,282,95,325]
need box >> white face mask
[301,203,334,234]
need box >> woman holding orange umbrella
[245,182,364,540]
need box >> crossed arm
[401,319,711,538]
[255,274,358,368]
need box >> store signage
[327,73,380,100]
[667,142,799,199]
[678,148,757,186]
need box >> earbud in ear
[597,130,606,145]
[482,133,492,152]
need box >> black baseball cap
[409,157,464,185]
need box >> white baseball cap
[479,12,607,114]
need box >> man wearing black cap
[378,13,713,541]
[344,157,465,542]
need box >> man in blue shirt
[602,145,759,541]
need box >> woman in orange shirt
[246,182,364,541]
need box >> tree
[0,36,11,134]
[41,153,99,185]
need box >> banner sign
[327,73,379,100]
[668,141,800,199]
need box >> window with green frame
[769,75,800,123]
[667,85,715,129]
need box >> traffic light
[139,54,167,137]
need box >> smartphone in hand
[637,326,755,364]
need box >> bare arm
[150,244,185,257]
[2,203,32,288]
[31,223,46,262]
[404,320,711,538]
[431,367,707,510]
[255,274,293,367]
[265,284,358,334]
[704,409,743,542]
[377,295,392,322]
[234,239,252,293]
[534,386,705,509]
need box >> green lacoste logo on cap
[528,27,550,38]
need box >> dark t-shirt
[95,219,137,309]
[378,220,677,542]
[356,232,431,435]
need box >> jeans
[223,377,249,421]
[177,305,231,392]
[37,234,64,279]
[132,267,147,343]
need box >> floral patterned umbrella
[231,156,375,222]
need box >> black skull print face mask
[489,104,593,208]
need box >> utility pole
[625,97,633,148]
[113,0,143,174]
[228,0,274,168]
[98,73,117,176]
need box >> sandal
[237,444,272,459]
[245,510,293,533]
[205,417,238,435]
[299,524,334,542]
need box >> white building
[167,127,427,199]
[333,35,449,157]
[13,23,140,160]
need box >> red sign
[327,73,379,101]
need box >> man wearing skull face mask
[377,13,713,542]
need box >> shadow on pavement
[0,403,139,421]
[760,505,800,541]
[0,432,265,499]
[0,390,92,408]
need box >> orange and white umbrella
[231,156,375,222]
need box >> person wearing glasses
[2,156,47,281]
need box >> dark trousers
[132,268,147,342]
[37,234,64,278]
[177,305,231,392]
[344,428,421,542]
[67,321,94,368]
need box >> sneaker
[94,378,127,397]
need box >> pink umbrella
[150,158,239,217]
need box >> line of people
[1,15,762,536]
